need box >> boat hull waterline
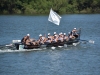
[13,39,80,50]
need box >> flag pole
[45,20,48,37]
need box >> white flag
[48,8,61,25]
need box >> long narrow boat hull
[14,39,80,50]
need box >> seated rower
[52,35,58,43]
[38,34,47,44]
[21,34,32,45]
[45,37,52,44]
[63,33,69,41]
[58,32,64,42]
[21,34,36,45]
[53,32,56,36]
[47,33,50,38]
[47,33,51,39]
[71,28,78,38]
[21,34,39,46]
[68,32,75,40]
[25,38,32,45]
[48,33,54,41]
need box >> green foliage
[0,0,100,14]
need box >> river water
[0,14,100,75]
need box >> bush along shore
[0,0,100,15]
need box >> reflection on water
[48,51,61,71]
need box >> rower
[48,33,53,41]
[38,34,47,44]
[45,37,52,44]
[53,32,59,38]
[21,34,32,45]
[58,33,63,42]
[52,35,58,43]
[68,32,75,40]
[47,33,50,38]
[53,32,56,36]
[63,33,69,41]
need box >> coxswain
[71,28,78,38]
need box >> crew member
[21,34,31,45]
[71,28,78,38]
[38,34,47,44]
[63,33,69,41]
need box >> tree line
[0,0,100,15]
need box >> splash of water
[89,40,95,44]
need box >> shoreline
[0,12,100,16]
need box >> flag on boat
[48,8,61,25]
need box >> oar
[79,39,95,44]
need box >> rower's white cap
[27,34,30,36]
[54,35,57,36]
[39,34,42,36]
[60,32,63,34]
[64,33,66,35]
[59,33,61,35]
[74,28,76,29]
[48,33,50,35]
[54,32,56,34]
[48,36,51,38]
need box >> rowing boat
[11,9,81,50]
[12,37,80,50]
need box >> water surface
[0,14,100,75]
